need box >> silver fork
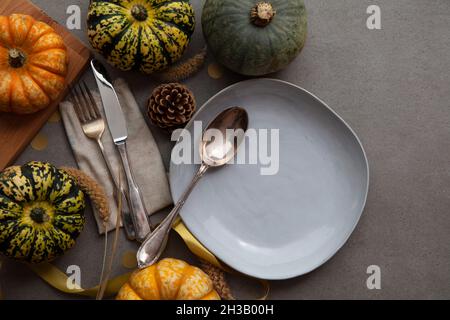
[71,81,136,240]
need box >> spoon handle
[137,163,209,268]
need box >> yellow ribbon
[173,220,270,300]
[172,219,229,271]
[28,221,269,299]
[28,263,131,297]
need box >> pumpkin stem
[250,2,276,27]
[131,4,149,21]
[8,49,26,68]
[30,207,50,224]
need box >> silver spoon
[137,107,249,268]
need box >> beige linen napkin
[60,78,172,233]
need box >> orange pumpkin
[0,14,68,114]
[117,258,221,300]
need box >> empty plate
[169,79,369,280]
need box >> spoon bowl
[201,107,248,167]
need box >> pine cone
[148,83,196,130]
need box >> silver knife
[91,59,152,242]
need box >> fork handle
[116,142,152,242]
[96,139,136,240]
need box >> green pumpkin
[87,0,195,74]
[202,0,307,76]
[0,162,85,264]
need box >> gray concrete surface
[0,0,449,299]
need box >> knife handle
[116,142,152,241]
[96,139,136,240]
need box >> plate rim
[169,78,370,280]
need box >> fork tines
[70,81,101,123]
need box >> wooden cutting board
[0,0,91,170]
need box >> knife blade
[91,59,152,241]
[91,60,127,144]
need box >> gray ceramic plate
[169,79,369,280]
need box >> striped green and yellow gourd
[0,162,85,264]
[87,0,195,74]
